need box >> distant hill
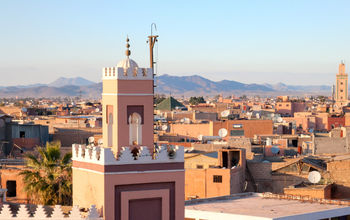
[48,77,95,87]
[155,74,331,96]
[0,75,332,98]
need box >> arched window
[129,113,142,145]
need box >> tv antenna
[147,23,159,69]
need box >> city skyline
[1,0,350,86]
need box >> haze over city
[1,0,350,86]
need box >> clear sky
[1,0,350,86]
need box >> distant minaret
[335,61,348,107]
[332,84,335,106]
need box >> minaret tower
[335,61,348,107]
[102,37,153,153]
[73,36,184,220]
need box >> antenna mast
[148,23,159,69]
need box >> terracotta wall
[13,138,40,149]
[327,160,350,199]
[284,185,332,199]
[0,168,28,202]
[185,169,231,200]
[170,123,211,138]
[53,128,102,147]
[276,102,292,116]
[213,120,273,138]
[328,117,345,131]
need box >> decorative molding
[72,144,184,165]
[102,67,153,80]
[0,204,102,219]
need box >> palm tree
[20,141,72,205]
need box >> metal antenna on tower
[147,23,159,70]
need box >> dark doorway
[6,180,16,197]
[19,131,25,138]
[222,152,228,168]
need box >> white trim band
[73,167,184,175]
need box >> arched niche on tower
[127,105,144,146]
[128,112,142,145]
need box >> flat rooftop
[185,193,350,220]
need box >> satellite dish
[183,118,191,124]
[308,171,321,184]
[198,135,203,141]
[98,139,103,146]
[277,117,283,123]
[271,145,280,154]
[88,136,95,145]
[95,108,100,112]
[218,128,228,138]
[221,110,230,117]
[161,125,168,131]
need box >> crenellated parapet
[102,67,153,80]
[0,204,102,219]
[72,144,184,165]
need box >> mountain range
[0,75,331,98]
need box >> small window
[196,165,203,169]
[286,104,289,107]
[341,90,344,92]
[19,131,25,138]
[6,181,16,197]
[230,130,244,136]
[213,175,222,183]
[341,82,343,85]
[279,104,282,107]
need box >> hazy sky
[1,0,350,86]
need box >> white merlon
[72,144,184,165]
[102,67,153,80]
[0,204,102,219]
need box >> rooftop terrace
[185,193,350,220]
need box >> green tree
[20,141,72,205]
[189,96,205,105]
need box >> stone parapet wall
[72,144,184,165]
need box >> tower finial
[125,36,131,57]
